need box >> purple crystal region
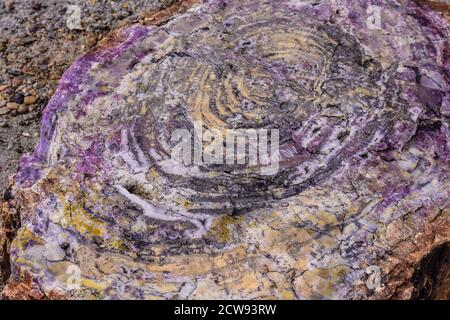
[2,0,449,300]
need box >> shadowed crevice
[412,242,450,300]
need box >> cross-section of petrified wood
[1,0,449,299]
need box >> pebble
[20,36,36,46]
[28,23,41,34]
[85,35,98,49]
[18,104,29,114]
[31,2,42,11]
[5,0,15,11]
[6,102,19,110]
[7,69,22,76]
[24,95,38,105]
[22,132,31,137]
[10,93,24,104]
[11,78,22,88]
[0,107,11,115]
[0,99,6,108]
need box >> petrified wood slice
[1,0,449,299]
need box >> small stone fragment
[17,104,29,114]
[9,93,24,104]
[24,96,37,105]
[28,23,41,34]
[0,40,6,52]
[5,0,15,11]
[6,102,19,110]
[11,78,22,88]
[31,2,42,11]
[19,36,36,46]
[0,107,11,115]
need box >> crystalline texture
[1,0,449,299]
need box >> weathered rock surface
[1,0,449,299]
